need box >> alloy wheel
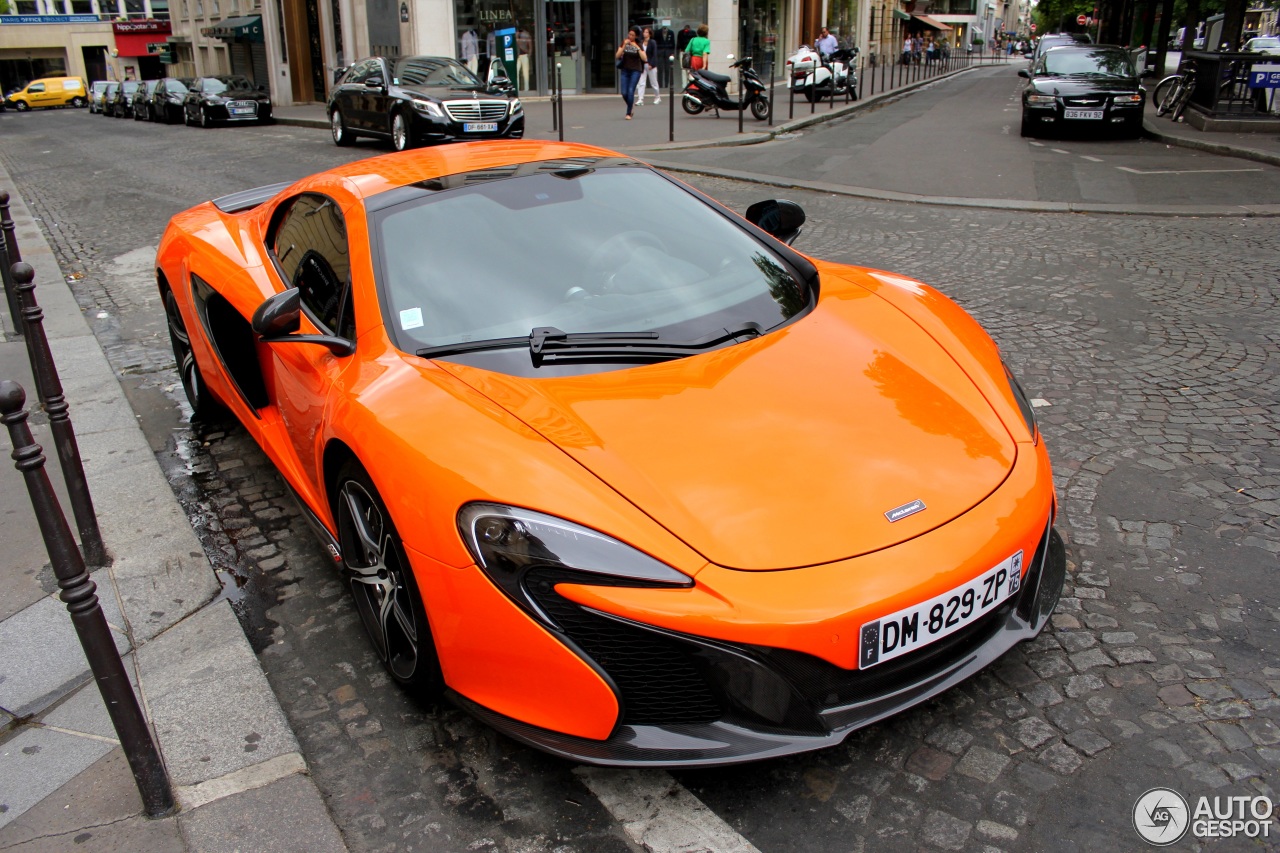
[163,290,214,418]
[337,479,420,681]
[392,113,408,151]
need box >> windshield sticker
[399,307,424,330]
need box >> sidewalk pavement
[0,170,347,850]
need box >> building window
[195,0,202,16]
[211,0,218,16]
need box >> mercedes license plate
[859,550,1024,669]
[463,121,499,132]
[1064,109,1104,119]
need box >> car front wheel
[331,108,354,146]
[391,111,412,151]
[200,108,212,128]
[334,461,441,700]
[15,101,30,112]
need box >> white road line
[1080,155,1104,162]
[1051,148,1070,154]
[576,767,761,853]
[175,752,308,811]
[1028,141,1045,147]
[1116,166,1264,174]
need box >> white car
[1244,36,1280,55]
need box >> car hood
[205,88,269,99]
[437,273,1017,570]
[1028,76,1139,96]
[400,86,510,102]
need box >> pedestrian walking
[685,24,710,72]
[616,28,647,119]
[636,26,661,105]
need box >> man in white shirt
[815,26,838,57]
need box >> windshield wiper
[415,322,765,363]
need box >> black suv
[328,55,523,151]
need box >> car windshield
[1042,49,1134,77]
[373,162,808,359]
[122,81,140,92]
[203,76,253,93]
[392,57,483,88]
[167,79,191,93]
[1248,37,1280,49]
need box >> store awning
[892,9,911,20]
[912,15,954,30]
[201,15,264,42]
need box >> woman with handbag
[615,28,647,119]
[685,24,710,74]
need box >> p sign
[1249,64,1280,88]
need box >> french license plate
[1064,109,1103,119]
[463,121,498,132]
[859,550,1024,669]
[230,106,255,116]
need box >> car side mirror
[251,289,354,356]
[365,76,384,88]
[1018,68,1030,78]
[745,199,806,245]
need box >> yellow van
[4,77,89,111]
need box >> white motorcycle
[785,44,859,102]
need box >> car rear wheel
[164,289,225,422]
[331,109,354,146]
[334,462,442,699]
[391,111,411,151]
[71,96,85,108]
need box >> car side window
[29,83,45,93]
[270,194,355,340]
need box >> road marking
[1116,166,1264,174]
[1080,155,1104,162]
[176,752,308,810]
[576,767,761,853]
[1028,141,1045,147]
[1051,148,1070,154]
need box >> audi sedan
[184,75,273,127]
[328,55,523,150]
[157,141,1063,766]
[1020,45,1145,138]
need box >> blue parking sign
[1248,64,1280,88]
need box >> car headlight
[206,96,223,105]
[458,503,692,627]
[509,98,522,115]
[411,98,443,117]
[1003,362,1038,444]
[1112,93,1142,104]
[1025,93,1055,105]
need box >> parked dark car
[110,80,144,118]
[327,55,523,151]
[132,79,162,121]
[1019,45,1144,139]
[184,76,272,127]
[101,81,120,117]
[145,77,194,123]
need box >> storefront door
[582,0,617,91]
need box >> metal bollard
[0,379,175,818]
[0,190,23,334]
[669,56,676,141]
[767,61,775,126]
[10,261,107,567]
[556,63,564,142]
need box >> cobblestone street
[0,109,1277,852]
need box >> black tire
[1152,77,1176,114]
[681,95,704,115]
[331,108,354,146]
[200,107,212,128]
[134,105,146,121]
[184,107,194,126]
[390,111,412,151]
[333,461,442,700]
[15,101,30,112]
[803,88,818,103]
[850,84,859,101]
[750,96,769,121]
[1020,113,1035,137]
[71,96,86,108]
[163,289,225,422]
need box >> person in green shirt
[686,24,711,73]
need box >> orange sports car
[157,140,1064,766]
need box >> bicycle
[1154,60,1196,119]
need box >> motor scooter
[681,55,771,120]
[785,44,858,102]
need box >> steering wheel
[575,230,668,297]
